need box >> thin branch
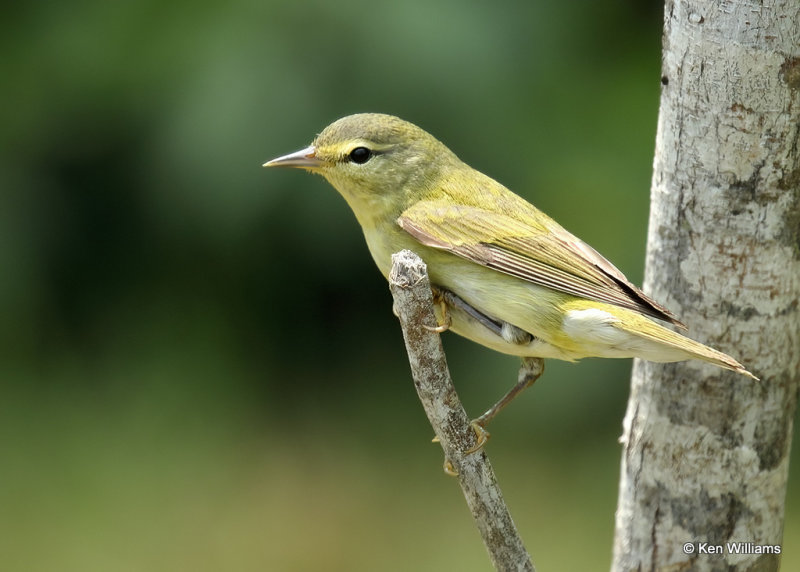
[388,249,534,572]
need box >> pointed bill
[263,146,320,169]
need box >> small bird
[264,113,756,443]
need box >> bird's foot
[464,420,491,455]
[423,295,452,333]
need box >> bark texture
[612,1,800,571]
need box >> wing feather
[398,201,685,327]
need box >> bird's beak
[263,145,321,170]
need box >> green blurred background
[2,1,797,570]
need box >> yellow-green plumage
[265,113,756,379]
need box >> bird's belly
[436,301,579,359]
[363,229,603,360]
[422,253,586,359]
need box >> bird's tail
[614,315,758,380]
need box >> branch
[388,250,534,572]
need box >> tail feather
[614,317,758,380]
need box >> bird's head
[265,113,458,217]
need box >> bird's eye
[348,147,372,164]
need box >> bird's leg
[436,287,507,336]
[422,287,541,465]
[465,357,545,454]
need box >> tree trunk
[612,1,800,571]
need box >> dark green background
[2,1,797,570]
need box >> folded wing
[397,201,685,328]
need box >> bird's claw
[422,319,451,333]
[443,459,458,477]
[464,420,491,454]
[423,295,452,333]
[434,421,490,476]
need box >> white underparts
[562,308,690,361]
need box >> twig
[388,250,534,572]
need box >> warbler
[264,113,756,438]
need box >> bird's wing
[397,201,685,327]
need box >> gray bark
[612,1,800,571]
[388,250,534,572]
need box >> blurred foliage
[1,0,797,570]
